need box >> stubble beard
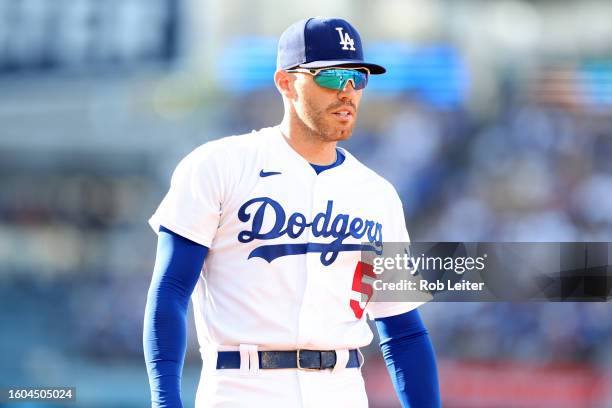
[300,99,357,143]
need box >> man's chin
[326,125,354,141]
[310,120,355,142]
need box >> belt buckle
[296,349,319,371]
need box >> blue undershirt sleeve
[143,226,209,408]
[374,309,441,408]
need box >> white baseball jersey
[149,126,421,406]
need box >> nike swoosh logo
[259,170,282,177]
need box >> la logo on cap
[335,27,356,51]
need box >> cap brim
[299,60,386,75]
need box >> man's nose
[338,80,358,99]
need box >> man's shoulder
[175,128,275,174]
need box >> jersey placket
[293,167,323,408]
[295,166,322,347]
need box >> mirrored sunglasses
[286,67,370,91]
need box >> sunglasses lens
[314,69,368,90]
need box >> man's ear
[274,70,295,99]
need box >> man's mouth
[331,107,355,121]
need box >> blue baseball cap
[277,17,386,75]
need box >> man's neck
[278,121,338,165]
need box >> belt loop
[248,345,259,374]
[239,344,260,375]
[332,349,349,374]
[239,344,250,375]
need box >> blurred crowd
[349,92,612,243]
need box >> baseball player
[144,17,440,408]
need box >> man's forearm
[375,309,441,408]
[143,278,189,406]
[143,226,208,408]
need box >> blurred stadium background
[1,0,612,407]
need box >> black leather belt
[216,349,361,370]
